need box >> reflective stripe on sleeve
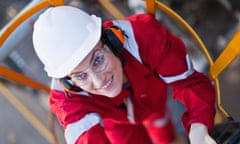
[50,78,63,91]
[152,113,169,127]
[64,113,101,144]
[112,20,143,63]
[158,54,194,84]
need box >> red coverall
[49,14,216,144]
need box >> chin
[105,87,122,98]
[106,91,120,98]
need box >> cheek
[104,56,124,96]
[111,58,124,85]
[109,56,123,77]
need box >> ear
[58,77,82,92]
[109,26,125,45]
[103,26,125,53]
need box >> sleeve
[75,125,110,144]
[49,88,110,144]
[130,14,216,133]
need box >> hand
[189,123,216,144]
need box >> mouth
[97,75,113,90]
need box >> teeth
[102,78,112,89]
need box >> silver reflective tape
[112,20,142,63]
[50,78,63,91]
[158,54,194,83]
[124,96,135,123]
[64,113,101,144]
[153,114,169,127]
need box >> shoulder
[102,14,168,67]
[125,13,156,23]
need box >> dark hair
[101,26,126,66]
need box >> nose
[90,72,104,89]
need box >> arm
[65,114,110,144]
[49,79,110,144]
[130,14,216,141]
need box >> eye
[73,72,87,81]
[93,52,104,67]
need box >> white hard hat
[33,6,102,78]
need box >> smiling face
[69,41,126,98]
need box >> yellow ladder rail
[0,0,64,48]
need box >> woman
[33,6,216,144]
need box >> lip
[96,75,113,90]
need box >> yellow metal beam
[210,30,240,80]
[47,0,65,6]
[98,0,125,19]
[0,65,49,92]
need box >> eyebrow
[70,42,103,75]
[89,42,104,64]
[89,50,98,65]
[70,51,96,76]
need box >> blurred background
[0,0,240,143]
